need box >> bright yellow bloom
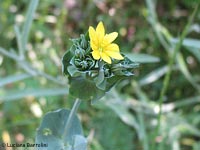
[89,22,124,64]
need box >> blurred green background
[0,0,200,150]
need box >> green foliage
[171,38,200,63]
[91,108,135,150]
[36,109,87,150]
[125,53,160,63]
[68,76,105,102]
[0,0,200,150]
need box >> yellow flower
[89,22,124,64]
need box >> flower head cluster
[62,21,138,102]
[89,22,124,64]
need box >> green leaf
[95,70,104,86]
[102,91,140,136]
[108,102,140,131]
[124,53,160,63]
[171,38,200,63]
[139,65,178,86]
[177,53,200,92]
[0,73,31,87]
[0,88,68,102]
[62,51,74,75]
[106,76,126,91]
[91,76,127,104]
[90,108,135,150]
[69,76,105,101]
[95,70,105,90]
[186,47,200,63]
[139,66,168,86]
[193,142,200,150]
[164,95,200,111]
[96,78,107,91]
[35,109,86,150]
[22,0,39,51]
[72,135,87,150]
[111,56,139,76]
[171,38,200,49]
[67,66,81,77]
[14,25,23,58]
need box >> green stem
[63,99,82,140]
[155,5,199,149]
[145,1,199,149]
[0,47,19,60]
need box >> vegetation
[0,0,200,150]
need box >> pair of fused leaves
[62,34,139,102]
[35,109,87,150]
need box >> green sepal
[111,56,139,76]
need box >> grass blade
[14,25,24,59]
[0,73,31,87]
[139,66,169,86]
[0,88,68,102]
[125,53,160,63]
[177,53,200,92]
[21,0,39,51]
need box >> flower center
[98,47,103,53]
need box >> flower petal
[90,40,98,51]
[96,22,105,41]
[104,32,118,44]
[101,53,111,64]
[105,43,119,52]
[105,51,124,60]
[89,26,96,40]
[92,50,101,60]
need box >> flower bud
[74,48,85,59]
[80,34,88,49]
[103,65,112,77]
[73,56,95,71]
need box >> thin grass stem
[156,5,199,150]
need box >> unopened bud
[75,48,85,59]
[80,34,88,49]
